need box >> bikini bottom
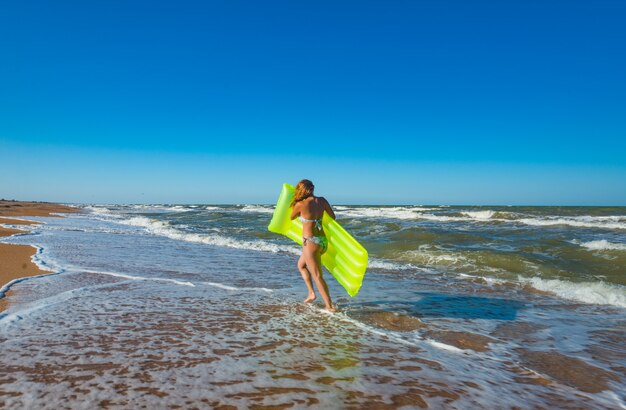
[303,235,328,253]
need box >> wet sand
[0,201,78,310]
[0,200,78,218]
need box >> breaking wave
[121,216,299,255]
[577,240,626,251]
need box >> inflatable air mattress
[268,183,368,297]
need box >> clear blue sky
[1,1,625,205]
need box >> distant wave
[240,205,274,214]
[89,204,626,231]
[461,210,496,220]
[126,204,191,213]
[420,212,626,230]
[516,216,626,230]
[84,206,122,217]
[414,213,460,222]
[339,205,626,230]
[337,208,508,223]
[576,240,626,251]
[337,206,437,220]
[419,212,626,230]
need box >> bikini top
[299,216,323,231]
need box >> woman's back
[299,197,325,221]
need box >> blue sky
[1,1,625,204]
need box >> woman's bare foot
[325,305,338,313]
[303,293,316,303]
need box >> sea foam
[120,216,300,255]
[240,205,274,214]
[517,216,626,230]
[336,206,435,220]
[456,273,626,309]
[461,210,496,220]
[87,270,196,287]
[577,240,626,251]
[519,276,626,308]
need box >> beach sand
[0,200,78,218]
[0,201,78,311]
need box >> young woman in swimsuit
[290,179,337,312]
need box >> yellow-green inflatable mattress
[268,183,368,297]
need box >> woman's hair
[291,179,314,206]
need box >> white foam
[240,205,274,214]
[368,259,417,271]
[29,244,64,273]
[165,205,191,212]
[517,215,626,230]
[462,210,496,220]
[0,244,60,298]
[131,204,191,212]
[0,280,130,328]
[35,267,273,295]
[85,206,124,219]
[426,339,465,353]
[457,272,626,308]
[323,308,421,347]
[416,212,516,223]
[603,391,626,410]
[201,281,274,293]
[416,213,471,222]
[338,207,626,230]
[401,248,469,267]
[86,270,196,287]
[0,271,55,298]
[337,206,436,220]
[518,276,626,308]
[577,240,626,251]
[415,212,626,230]
[0,289,80,327]
[457,273,508,285]
[119,216,300,255]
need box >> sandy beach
[0,201,78,311]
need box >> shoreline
[0,200,79,311]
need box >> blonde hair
[291,179,314,206]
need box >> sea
[1,204,625,408]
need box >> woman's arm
[290,202,300,220]
[321,197,336,220]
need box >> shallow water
[0,205,625,408]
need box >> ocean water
[1,204,625,408]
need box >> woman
[290,179,337,312]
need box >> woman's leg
[303,244,335,312]
[315,249,331,300]
[297,253,316,303]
